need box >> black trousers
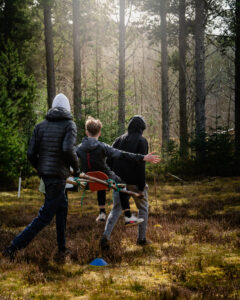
[12,177,68,251]
[97,171,130,211]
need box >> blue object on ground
[89,258,108,266]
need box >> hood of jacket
[52,93,71,112]
[79,137,100,152]
[127,115,146,134]
[46,107,73,121]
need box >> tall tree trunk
[43,0,56,108]
[3,0,12,43]
[179,0,188,157]
[132,53,138,108]
[118,0,126,135]
[72,0,82,122]
[195,0,206,145]
[140,40,145,115]
[160,0,169,150]
[95,25,100,117]
[235,0,240,153]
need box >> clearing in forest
[0,177,240,299]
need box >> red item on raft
[86,171,109,192]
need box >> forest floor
[0,177,240,300]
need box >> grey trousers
[103,185,149,241]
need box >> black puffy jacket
[27,107,79,178]
[76,137,144,176]
[107,116,148,191]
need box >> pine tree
[179,0,188,157]
[0,0,39,60]
[0,42,37,184]
[72,0,82,123]
[42,0,56,108]
[160,0,169,150]
[235,0,240,153]
[118,0,126,135]
[195,0,206,158]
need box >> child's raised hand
[143,152,161,164]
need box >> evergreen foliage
[0,0,238,187]
[147,129,236,180]
[0,0,40,60]
[0,42,37,185]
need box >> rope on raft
[67,172,146,206]
[73,177,124,206]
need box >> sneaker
[96,212,106,222]
[136,238,152,246]
[124,215,144,227]
[100,236,110,251]
[2,246,17,261]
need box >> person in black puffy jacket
[3,93,79,261]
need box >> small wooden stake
[154,174,157,208]
[18,172,22,198]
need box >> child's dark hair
[85,116,102,136]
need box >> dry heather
[0,177,240,299]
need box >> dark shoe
[2,246,17,261]
[55,248,71,263]
[58,247,71,256]
[136,239,152,246]
[100,236,110,251]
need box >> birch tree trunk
[43,0,56,108]
[235,0,240,153]
[195,0,206,144]
[160,0,169,150]
[118,0,126,135]
[179,0,188,157]
[72,0,82,122]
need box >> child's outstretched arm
[143,152,161,164]
[104,143,143,162]
[103,143,160,164]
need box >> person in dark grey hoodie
[76,116,160,226]
[107,115,148,191]
[3,94,79,261]
[100,115,151,249]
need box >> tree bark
[72,0,82,122]
[179,0,188,157]
[3,0,12,43]
[235,0,240,153]
[140,40,145,115]
[132,53,138,108]
[195,0,206,142]
[95,24,100,117]
[160,0,169,150]
[43,0,56,108]
[118,0,126,135]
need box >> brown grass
[0,177,240,299]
